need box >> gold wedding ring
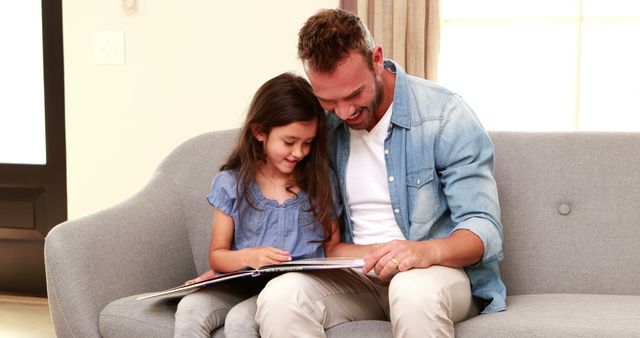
[391,258,400,267]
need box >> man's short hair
[298,8,375,73]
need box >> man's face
[305,52,384,131]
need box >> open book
[137,257,363,300]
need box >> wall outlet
[94,31,125,65]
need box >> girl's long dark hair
[220,72,334,243]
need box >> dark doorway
[0,0,66,295]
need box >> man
[255,8,506,338]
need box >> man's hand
[243,246,291,269]
[362,230,484,280]
[362,240,438,280]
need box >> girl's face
[255,118,318,177]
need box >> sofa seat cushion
[455,294,640,337]
[99,294,225,338]
[326,320,393,337]
[96,292,640,337]
[100,294,392,338]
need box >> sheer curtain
[343,0,440,80]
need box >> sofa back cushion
[156,129,640,295]
[155,129,240,275]
[491,132,640,296]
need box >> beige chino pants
[255,265,478,338]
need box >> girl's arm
[209,208,291,272]
[323,220,383,258]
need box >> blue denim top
[326,60,507,313]
[207,170,336,260]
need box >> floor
[0,294,55,338]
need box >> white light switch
[94,31,125,65]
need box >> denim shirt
[326,60,507,313]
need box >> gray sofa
[45,130,640,337]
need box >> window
[0,2,47,164]
[439,0,640,131]
[0,0,66,295]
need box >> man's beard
[345,73,385,131]
[359,74,384,130]
[371,74,384,119]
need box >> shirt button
[394,208,400,213]
[388,176,395,182]
[384,149,389,155]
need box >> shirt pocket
[406,167,439,223]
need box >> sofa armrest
[45,171,196,338]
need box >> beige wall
[63,0,339,219]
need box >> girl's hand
[243,246,291,269]
[184,269,216,285]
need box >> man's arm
[362,229,483,280]
[434,93,503,264]
[324,220,383,258]
[364,93,502,280]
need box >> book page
[262,257,364,266]
[136,270,254,300]
[137,257,364,300]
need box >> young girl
[173,72,342,338]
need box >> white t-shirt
[346,104,406,245]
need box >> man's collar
[384,59,411,129]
